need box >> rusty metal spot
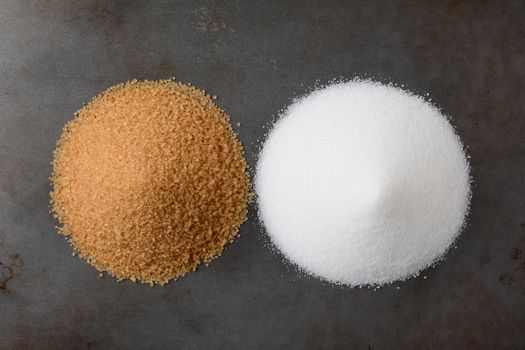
[11,253,24,267]
[196,7,235,33]
[510,247,522,260]
[85,1,111,18]
[0,260,14,290]
[498,273,514,286]
[478,255,490,269]
[62,0,127,27]
[0,253,23,292]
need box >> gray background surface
[1,1,524,349]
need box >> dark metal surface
[0,1,524,349]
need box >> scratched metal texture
[0,1,524,349]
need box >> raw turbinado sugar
[51,79,250,285]
[255,80,471,286]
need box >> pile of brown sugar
[51,79,250,285]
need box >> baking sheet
[0,1,524,349]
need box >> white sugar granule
[255,80,471,286]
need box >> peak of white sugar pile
[255,80,471,286]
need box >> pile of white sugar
[255,80,471,286]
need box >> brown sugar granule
[51,79,251,285]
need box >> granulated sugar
[51,79,250,285]
[255,80,471,286]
